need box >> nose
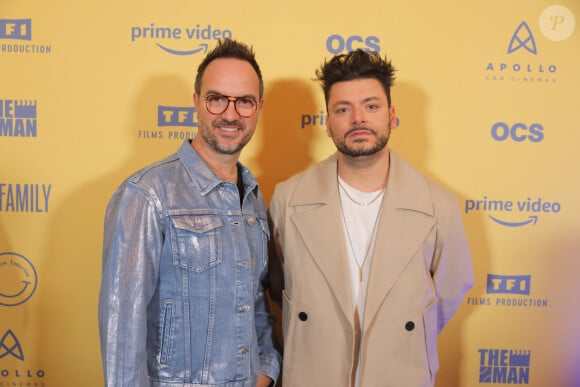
[352,105,366,125]
[222,99,241,120]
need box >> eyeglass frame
[200,93,261,118]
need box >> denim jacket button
[239,305,250,312]
[247,217,255,225]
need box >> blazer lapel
[363,152,436,331]
[289,155,355,327]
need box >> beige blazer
[269,152,474,387]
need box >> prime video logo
[130,23,232,56]
[464,196,561,227]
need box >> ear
[388,105,397,129]
[193,93,200,108]
[325,115,331,137]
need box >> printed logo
[507,22,537,55]
[0,19,31,40]
[478,349,531,384]
[539,5,575,42]
[0,99,38,137]
[466,274,548,308]
[464,196,561,227]
[301,110,400,129]
[131,23,232,56]
[0,330,24,360]
[485,18,558,84]
[491,122,544,143]
[0,184,52,213]
[326,34,381,54]
[0,19,51,54]
[0,329,46,382]
[301,110,327,129]
[0,252,38,306]
[137,105,198,140]
[487,274,530,295]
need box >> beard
[331,126,389,157]
[198,118,253,155]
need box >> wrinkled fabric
[98,139,280,387]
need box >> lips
[346,127,374,138]
[214,120,243,133]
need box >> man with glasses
[99,39,280,387]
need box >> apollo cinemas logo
[0,330,24,361]
[130,23,232,56]
[479,349,531,384]
[137,105,198,141]
[0,329,46,382]
[485,20,557,83]
[0,99,37,137]
[0,19,51,54]
[466,274,548,309]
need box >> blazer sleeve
[431,193,474,333]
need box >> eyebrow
[204,90,258,99]
[331,96,381,108]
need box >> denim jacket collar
[177,139,259,198]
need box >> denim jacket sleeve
[255,266,282,384]
[98,181,161,386]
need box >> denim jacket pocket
[170,214,223,272]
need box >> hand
[256,373,273,387]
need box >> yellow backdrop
[1,0,579,385]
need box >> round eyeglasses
[202,94,259,118]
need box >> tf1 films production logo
[138,105,198,140]
[479,349,531,384]
[466,274,548,309]
[0,99,37,137]
[130,22,232,56]
[0,19,51,54]
[484,5,575,84]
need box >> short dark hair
[194,39,264,98]
[315,49,396,107]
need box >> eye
[365,103,381,111]
[334,106,350,115]
[207,94,228,104]
[236,97,256,109]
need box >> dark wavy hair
[194,39,263,98]
[315,49,396,108]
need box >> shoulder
[389,152,460,216]
[273,155,336,198]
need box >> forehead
[200,58,260,96]
[328,78,386,103]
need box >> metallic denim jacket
[98,140,281,386]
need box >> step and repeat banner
[1,1,579,386]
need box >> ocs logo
[326,34,380,54]
[491,122,544,142]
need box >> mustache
[344,126,376,138]
[213,119,244,129]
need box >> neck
[337,147,390,192]
[190,138,239,182]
